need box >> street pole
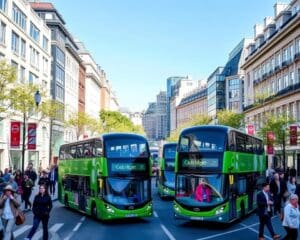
[21,112,26,174]
[282,128,286,173]
[49,118,53,166]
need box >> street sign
[246,124,254,135]
[10,121,21,147]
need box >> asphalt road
[13,180,291,240]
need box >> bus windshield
[176,174,227,207]
[105,138,149,158]
[164,145,176,159]
[178,129,226,152]
[163,171,175,190]
[104,178,151,205]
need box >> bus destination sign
[181,158,219,169]
[111,163,146,172]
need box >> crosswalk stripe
[31,229,43,240]
[13,225,32,238]
[49,223,64,232]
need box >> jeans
[1,218,15,240]
[49,181,56,195]
[258,214,275,238]
[27,215,49,240]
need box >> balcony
[275,65,281,73]
[295,52,300,61]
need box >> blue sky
[50,0,279,112]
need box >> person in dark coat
[257,182,280,240]
[25,184,52,240]
[21,174,34,210]
[269,172,287,215]
[38,171,49,189]
[25,163,37,185]
[48,166,58,196]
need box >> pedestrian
[289,166,297,178]
[282,194,300,240]
[0,185,20,240]
[287,176,297,196]
[38,171,49,188]
[2,168,10,183]
[48,165,57,196]
[270,172,287,215]
[25,184,52,240]
[14,170,23,194]
[21,174,34,211]
[25,163,37,185]
[257,182,281,240]
[7,175,18,193]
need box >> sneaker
[272,234,280,239]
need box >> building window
[298,68,300,83]
[11,31,19,54]
[282,48,288,63]
[42,57,48,74]
[277,77,281,91]
[276,52,281,67]
[12,3,26,31]
[0,21,5,44]
[55,65,64,85]
[284,74,289,88]
[55,85,64,101]
[42,36,48,51]
[289,44,294,60]
[0,0,6,12]
[56,47,65,66]
[297,39,300,54]
[290,71,294,85]
[19,66,25,83]
[30,46,39,68]
[20,39,25,58]
[11,60,17,71]
[30,22,40,43]
[29,71,38,84]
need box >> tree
[0,60,17,113]
[100,110,144,134]
[217,110,244,129]
[65,111,94,140]
[167,114,212,142]
[258,113,294,146]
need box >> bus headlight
[147,203,152,210]
[105,204,115,214]
[216,206,225,215]
[174,204,180,213]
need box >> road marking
[160,224,176,240]
[73,222,82,232]
[239,223,272,240]
[153,211,159,218]
[196,223,259,240]
[50,223,64,232]
[80,216,86,222]
[13,225,32,238]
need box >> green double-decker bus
[158,143,176,198]
[173,125,266,223]
[58,133,153,220]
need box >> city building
[176,87,207,127]
[0,0,51,170]
[155,91,167,140]
[242,1,300,170]
[169,77,198,132]
[64,37,80,143]
[31,1,79,163]
[76,40,103,120]
[142,102,156,140]
[120,107,143,126]
[166,76,186,136]
[225,38,252,113]
[78,58,86,114]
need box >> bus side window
[83,143,92,157]
[94,141,103,157]
[77,145,83,158]
[70,145,76,159]
[59,146,65,160]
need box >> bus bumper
[173,201,229,223]
[158,184,175,198]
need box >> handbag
[15,209,25,225]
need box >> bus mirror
[98,179,103,188]
[229,175,234,185]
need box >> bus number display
[181,158,219,169]
[111,163,146,172]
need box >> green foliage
[100,110,144,134]
[65,111,94,139]
[0,60,17,112]
[167,114,212,142]
[258,114,295,145]
[217,110,244,129]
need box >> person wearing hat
[0,185,20,240]
[282,194,300,240]
[257,182,281,240]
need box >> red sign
[290,125,298,146]
[10,121,21,147]
[267,145,274,155]
[247,124,255,135]
[27,123,37,150]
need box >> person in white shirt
[0,185,20,240]
[282,194,300,240]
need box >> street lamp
[21,90,41,173]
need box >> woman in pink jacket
[195,178,212,202]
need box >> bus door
[78,177,88,212]
[228,174,237,220]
